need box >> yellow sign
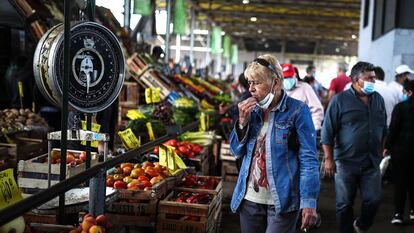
[200,112,207,132]
[0,169,22,208]
[145,88,152,104]
[118,128,141,150]
[158,145,186,172]
[126,109,146,120]
[152,88,161,103]
[18,81,24,97]
[81,121,101,148]
[146,122,155,141]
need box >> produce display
[47,150,90,166]
[70,214,111,233]
[106,162,170,190]
[153,139,203,159]
[178,131,218,147]
[172,97,198,126]
[173,191,213,204]
[178,175,220,190]
[0,108,48,136]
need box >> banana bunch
[200,99,215,111]
[173,97,195,108]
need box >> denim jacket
[229,91,320,214]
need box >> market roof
[191,0,361,56]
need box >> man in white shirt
[388,64,413,103]
[373,66,398,127]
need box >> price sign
[146,122,155,141]
[152,88,161,103]
[145,88,152,104]
[158,145,186,172]
[81,121,101,148]
[0,169,22,208]
[126,109,146,120]
[118,128,141,150]
[18,81,24,97]
[200,112,207,132]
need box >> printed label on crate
[118,128,141,150]
[146,122,155,141]
[0,169,22,208]
[145,88,152,104]
[81,121,101,148]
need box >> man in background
[282,64,324,132]
[327,62,351,102]
[389,64,413,104]
[373,66,398,127]
[303,65,326,102]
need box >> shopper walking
[282,64,324,132]
[389,64,414,103]
[327,62,351,102]
[321,61,387,233]
[303,65,326,102]
[383,80,414,225]
[229,54,320,233]
[373,66,398,127]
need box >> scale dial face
[54,22,125,113]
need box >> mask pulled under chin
[257,92,275,109]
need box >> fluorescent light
[258,29,262,34]
[351,34,357,39]
[243,0,249,4]
[250,17,257,22]
[193,29,209,35]
[221,31,226,35]
[335,48,340,53]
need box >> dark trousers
[392,156,414,214]
[335,161,381,233]
[239,200,298,233]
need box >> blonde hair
[244,54,283,84]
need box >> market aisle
[220,180,414,233]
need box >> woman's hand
[238,97,257,126]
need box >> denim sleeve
[229,120,250,159]
[295,104,320,209]
[320,95,340,145]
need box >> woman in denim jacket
[230,54,320,233]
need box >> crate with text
[17,149,98,195]
[157,189,221,233]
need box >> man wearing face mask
[321,62,387,233]
[282,64,324,132]
[388,64,414,103]
[229,54,320,233]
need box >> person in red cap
[327,62,351,102]
[282,64,324,132]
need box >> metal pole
[59,0,72,224]
[164,0,171,65]
[86,114,92,169]
[47,140,52,188]
[189,7,195,65]
[124,0,131,31]
[205,26,211,69]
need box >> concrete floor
[220,179,414,233]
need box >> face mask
[361,80,375,95]
[283,78,296,91]
[257,79,275,110]
[402,94,409,101]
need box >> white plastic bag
[380,156,391,176]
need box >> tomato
[106,177,115,187]
[114,167,123,174]
[120,163,134,170]
[150,175,163,185]
[113,180,127,189]
[178,146,190,155]
[137,175,150,182]
[164,139,178,147]
[145,167,159,177]
[192,144,202,154]
[130,168,145,178]
[66,154,75,164]
[113,174,125,181]
[134,163,142,169]
[79,151,87,162]
[142,161,154,169]
[153,146,159,154]
[123,176,134,184]
[139,180,152,188]
[122,166,132,176]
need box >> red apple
[96,214,108,227]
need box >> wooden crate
[186,149,209,176]
[219,142,235,162]
[17,149,98,194]
[0,137,43,161]
[157,193,221,233]
[220,160,238,182]
[175,176,223,196]
[119,81,140,105]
